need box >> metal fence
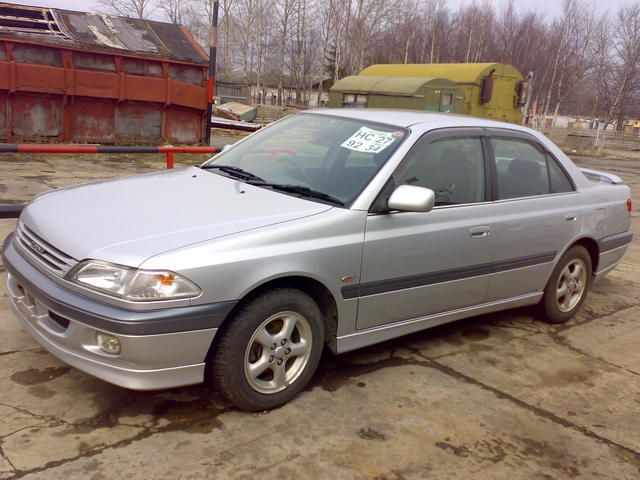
[535,127,640,152]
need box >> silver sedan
[3,109,633,410]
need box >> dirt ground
[0,153,639,479]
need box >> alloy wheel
[243,311,313,394]
[556,258,587,313]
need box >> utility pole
[204,0,219,145]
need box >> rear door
[355,128,495,329]
[487,129,583,301]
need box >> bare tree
[91,0,640,117]
[591,14,614,120]
[219,0,235,73]
[426,0,449,63]
[157,0,184,23]
[276,0,298,105]
[316,0,339,105]
[453,0,494,63]
[608,4,640,128]
[234,0,260,101]
[253,0,274,104]
[550,0,597,118]
[346,0,394,74]
[97,0,156,19]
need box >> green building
[329,76,465,114]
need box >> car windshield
[203,113,408,206]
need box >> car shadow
[59,304,544,431]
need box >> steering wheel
[436,186,454,197]
[262,146,310,184]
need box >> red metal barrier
[0,144,219,169]
[0,204,23,219]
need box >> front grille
[14,222,78,277]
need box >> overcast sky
[12,0,635,19]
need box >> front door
[355,130,495,330]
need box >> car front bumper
[2,233,237,390]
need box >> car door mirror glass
[387,185,435,213]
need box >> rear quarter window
[548,156,574,193]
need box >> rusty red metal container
[0,2,209,144]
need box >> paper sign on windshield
[341,127,396,154]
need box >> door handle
[470,226,491,238]
[565,214,578,222]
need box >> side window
[548,156,574,193]
[492,137,550,199]
[396,137,485,206]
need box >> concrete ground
[0,153,639,479]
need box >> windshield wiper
[200,164,265,182]
[249,182,344,206]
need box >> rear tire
[541,245,592,324]
[209,288,324,411]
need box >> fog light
[96,332,121,355]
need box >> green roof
[359,63,523,84]
[330,76,459,96]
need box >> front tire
[541,245,592,324]
[209,288,324,411]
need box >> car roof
[308,108,532,133]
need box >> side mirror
[387,185,435,213]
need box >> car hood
[20,166,332,267]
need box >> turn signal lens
[155,273,176,286]
[627,198,633,214]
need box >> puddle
[11,366,71,386]
[461,328,491,341]
[72,387,228,436]
[311,353,427,393]
[29,384,56,399]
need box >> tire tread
[541,245,592,324]
[209,288,323,411]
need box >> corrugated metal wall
[0,3,209,145]
[0,41,208,144]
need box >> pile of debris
[212,102,260,132]
[211,103,301,133]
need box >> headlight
[69,261,201,301]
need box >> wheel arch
[572,237,600,275]
[208,275,340,358]
[549,236,600,285]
